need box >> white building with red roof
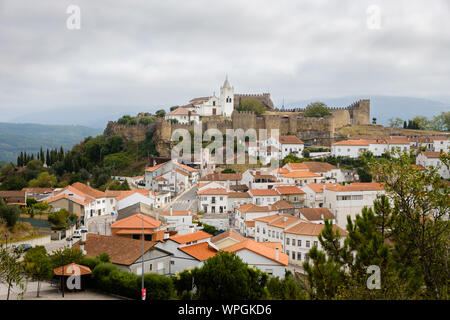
[165,107,200,124]
[323,182,385,229]
[416,151,449,179]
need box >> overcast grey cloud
[0,0,449,123]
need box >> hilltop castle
[104,79,371,156]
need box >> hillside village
[0,78,449,300]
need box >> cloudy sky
[0,0,449,122]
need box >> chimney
[321,213,324,220]
[322,184,325,193]
[164,232,169,240]
[170,207,173,216]
[283,217,287,222]
[275,247,279,261]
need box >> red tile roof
[110,213,161,230]
[332,139,369,146]
[223,239,289,265]
[281,171,322,178]
[249,189,279,196]
[178,242,218,261]
[71,182,105,199]
[298,208,335,221]
[279,135,304,145]
[197,188,228,195]
[145,161,169,172]
[275,186,305,195]
[73,234,158,266]
[285,222,347,236]
[169,231,211,244]
[236,203,271,213]
[325,182,384,192]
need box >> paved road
[0,281,122,300]
[171,185,198,212]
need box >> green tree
[221,168,236,174]
[0,245,25,300]
[155,109,166,118]
[388,117,403,128]
[22,246,53,297]
[303,102,331,118]
[201,223,216,235]
[304,151,449,300]
[28,172,58,188]
[0,176,28,191]
[429,111,450,132]
[266,271,308,300]
[0,199,20,228]
[32,202,50,219]
[192,251,268,300]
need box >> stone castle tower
[220,76,234,117]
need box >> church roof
[222,76,232,88]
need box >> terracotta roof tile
[249,189,279,196]
[73,234,158,266]
[298,208,335,221]
[236,203,271,213]
[275,186,305,195]
[197,188,228,195]
[279,135,304,145]
[178,242,218,261]
[285,222,347,236]
[169,231,211,244]
[210,230,247,244]
[326,182,384,192]
[281,171,322,178]
[54,263,92,276]
[223,239,288,265]
[332,139,369,146]
[71,182,105,199]
[110,213,161,230]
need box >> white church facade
[165,77,235,123]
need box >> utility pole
[141,214,145,300]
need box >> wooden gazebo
[53,263,92,291]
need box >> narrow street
[170,185,198,212]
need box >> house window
[297,252,301,260]
[287,238,290,245]
[257,226,260,233]
[314,241,318,247]
[171,261,175,265]
[306,240,310,248]
[286,250,289,256]
[149,264,152,271]
[291,251,295,259]
[263,228,265,234]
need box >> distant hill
[8,106,152,129]
[0,123,102,163]
[286,95,449,126]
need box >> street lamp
[141,214,145,300]
[61,253,65,298]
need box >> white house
[234,203,276,234]
[283,162,346,183]
[197,187,229,214]
[154,231,213,274]
[161,209,197,235]
[284,222,346,266]
[431,136,449,153]
[324,182,385,229]
[262,135,305,159]
[279,171,324,186]
[223,239,288,278]
[248,189,281,206]
[416,151,449,179]
[301,183,341,208]
[165,107,200,124]
[227,192,252,213]
[241,170,279,190]
[331,139,369,158]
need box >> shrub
[142,273,175,300]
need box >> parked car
[14,244,32,253]
[79,226,88,233]
[73,230,82,238]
